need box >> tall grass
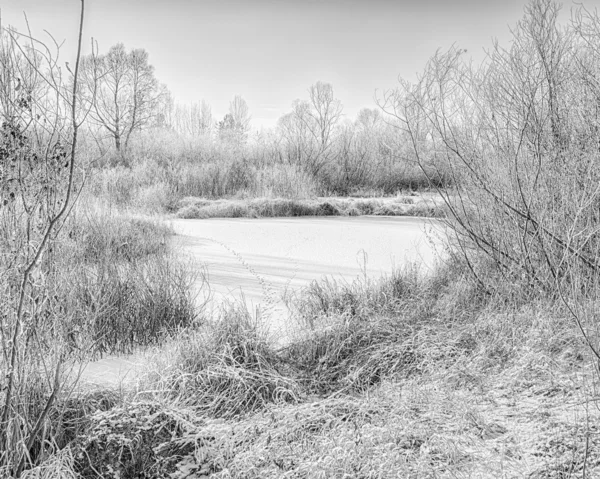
[55,206,199,356]
[140,302,301,418]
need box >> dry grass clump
[175,197,340,219]
[290,265,427,323]
[65,209,171,263]
[52,389,121,448]
[403,201,447,218]
[282,262,481,394]
[284,314,422,394]
[59,253,197,356]
[140,304,301,419]
[47,208,198,357]
[20,448,79,479]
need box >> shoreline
[173,194,447,220]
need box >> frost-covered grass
[26,256,596,478]
[175,195,446,219]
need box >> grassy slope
[29,257,597,478]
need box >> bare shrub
[0,3,86,474]
[382,1,600,292]
[379,0,600,374]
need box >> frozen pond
[171,216,442,321]
[81,216,443,387]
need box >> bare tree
[172,99,213,137]
[199,99,213,134]
[356,107,382,132]
[307,81,343,153]
[79,43,166,155]
[229,95,251,133]
[278,81,343,176]
[278,100,315,165]
[218,95,251,145]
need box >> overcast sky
[1,0,595,130]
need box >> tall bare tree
[307,81,343,153]
[278,81,343,175]
[278,100,315,164]
[199,99,213,134]
[79,43,166,154]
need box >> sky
[1,0,596,131]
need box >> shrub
[71,402,205,479]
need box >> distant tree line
[70,42,441,192]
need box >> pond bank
[173,194,446,219]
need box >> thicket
[86,121,447,214]
[381,0,600,355]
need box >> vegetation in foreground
[22,257,597,478]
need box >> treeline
[73,44,448,197]
[0,30,449,201]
